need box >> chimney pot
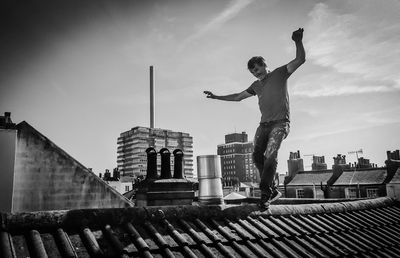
[173,149,184,179]
[146,147,158,180]
[160,148,171,179]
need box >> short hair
[247,56,266,70]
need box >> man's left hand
[292,28,304,42]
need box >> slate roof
[333,169,387,186]
[1,197,400,257]
[287,171,332,186]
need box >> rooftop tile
[1,197,400,257]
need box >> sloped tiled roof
[287,171,332,186]
[333,169,387,185]
[1,197,400,257]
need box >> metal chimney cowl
[197,155,224,205]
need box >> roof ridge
[1,197,396,232]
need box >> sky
[1,0,399,176]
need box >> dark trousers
[252,120,289,196]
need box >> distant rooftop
[287,170,332,186]
[334,169,387,185]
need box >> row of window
[295,188,379,198]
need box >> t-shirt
[246,65,291,123]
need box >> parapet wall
[12,121,132,212]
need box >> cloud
[296,0,400,97]
[292,72,396,97]
[178,0,253,50]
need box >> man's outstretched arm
[287,28,306,74]
[203,90,252,101]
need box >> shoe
[269,188,282,203]
[257,193,270,210]
[257,200,270,210]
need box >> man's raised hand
[203,91,215,99]
[292,28,304,42]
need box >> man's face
[249,63,267,80]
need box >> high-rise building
[217,132,256,186]
[117,126,193,178]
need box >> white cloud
[297,0,400,97]
[292,72,396,97]
[178,0,253,50]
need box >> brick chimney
[136,148,194,207]
[285,150,304,184]
[384,150,400,183]
[0,112,16,129]
[332,154,351,169]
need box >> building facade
[217,132,257,186]
[285,150,400,199]
[117,126,193,178]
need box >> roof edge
[1,197,396,232]
[266,197,395,215]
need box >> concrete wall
[0,129,17,212]
[387,184,400,200]
[12,122,132,212]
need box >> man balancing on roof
[204,28,306,210]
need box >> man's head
[248,56,268,80]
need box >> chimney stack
[150,66,155,129]
[137,148,194,207]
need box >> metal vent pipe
[197,155,224,205]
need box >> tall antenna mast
[150,66,155,129]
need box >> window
[345,188,358,199]
[296,189,305,198]
[366,188,378,198]
[125,185,130,192]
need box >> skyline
[1,0,399,175]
